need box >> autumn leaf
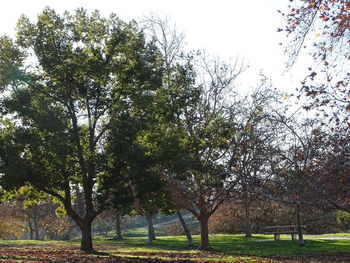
[247,124,254,132]
[339,178,346,183]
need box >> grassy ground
[96,234,350,255]
[0,234,350,262]
[119,221,198,237]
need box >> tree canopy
[0,7,164,251]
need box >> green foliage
[99,21,199,217]
[0,7,167,251]
[0,7,163,198]
[0,36,26,90]
[336,210,350,226]
[55,205,67,218]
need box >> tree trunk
[176,211,193,246]
[63,184,97,252]
[33,206,40,240]
[242,180,253,238]
[243,200,253,238]
[42,179,98,252]
[146,212,155,245]
[296,204,304,246]
[28,219,34,240]
[114,211,122,239]
[68,215,95,252]
[79,220,94,252]
[74,186,85,218]
[199,213,210,250]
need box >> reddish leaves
[286,0,350,34]
[1,243,350,263]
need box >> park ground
[1,234,350,263]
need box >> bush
[209,199,340,235]
[165,221,199,236]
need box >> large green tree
[100,111,172,245]
[100,15,201,246]
[0,8,163,251]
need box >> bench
[263,225,305,240]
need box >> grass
[101,224,171,237]
[121,226,149,236]
[90,233,350,257]
[1,234,350,262]
[2,234,350,255]
[207,234,350,255]
[319,233,350,236]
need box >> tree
[0,201,26,239]
[97,113,136,239]
[283,0,350,65]
[99,13,200,244]
[225,82,282,238]
[265,112,330,245]
[337,210,350,231]
[101,105,173,245]
[281,0,350,219]
[306,127,350,213]
[175,210,194,246]
[161,54,244,250]
[0,187,74,240]
[281,0,350,123]
[114,211,123,239]
[0,8,163,251]
[138,15,199,247]
[279,0,350,229]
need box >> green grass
[320,233,350,236]
[92,234,350,255]
[102,224,171,237]
[208,234,350,255]
[121,226,149,236]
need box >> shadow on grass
[96,237,350,263]
[2,237,350,263]
[212,238,350,257]
[98,235,350,256]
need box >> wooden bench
[264,225,305,240]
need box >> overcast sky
[0,0,307,92]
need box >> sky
[0,0,307,92]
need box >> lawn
[0,234,350,262]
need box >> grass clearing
[0,234,350,262]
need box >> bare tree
[143,15,249,250]
[225,82,282,238]
[166,54,245,250]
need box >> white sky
[0,0,309,92]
